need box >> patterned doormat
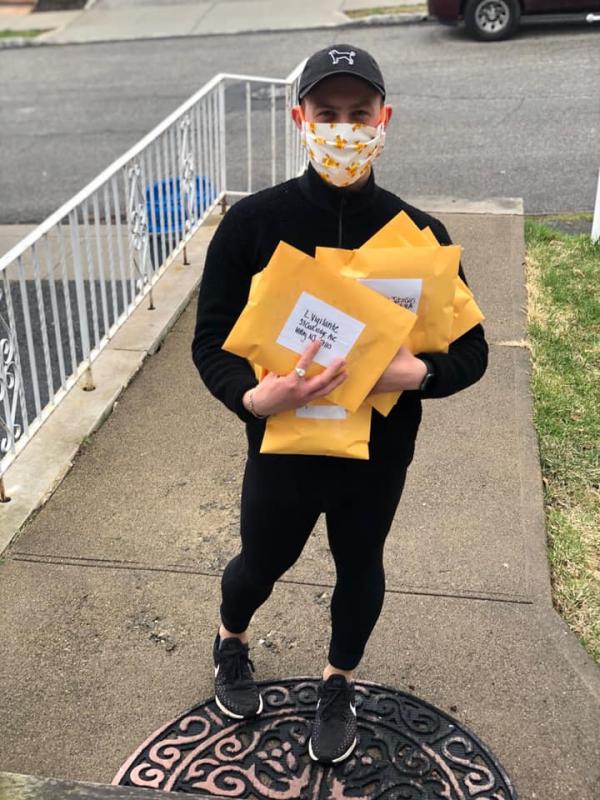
[113,677,517,799]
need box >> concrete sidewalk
[0,0,426,45]
[0,205,599,798]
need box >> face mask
[299,115,386,188]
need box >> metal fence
[0,60,307,490]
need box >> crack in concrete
[9,551,534,606]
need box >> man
[191,44,488,765]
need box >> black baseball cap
[298,44,386,103]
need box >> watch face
[419,360,434,391]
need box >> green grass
[345,4,427,17]
[0,28,49,38]
[531,212,593,222]
[525,219,600,663]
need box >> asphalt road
[1,21,599,224]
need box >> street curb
[342,11,428,27]
[0,13,430,49]
[0,35,46,47]
[0,222,217,557]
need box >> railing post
[218,79,227,205]
[179,113,195,266]
[285,83,292,181]
[68,209,94,385]
[0,269,28,465]
[125,161,153,309]
[270,83,277,187]
[245,81,252,194]
[0,331,22,462]
[592,167,600,244]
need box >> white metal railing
[0,60,307,490]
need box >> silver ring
[294,366,306,378]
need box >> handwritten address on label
[358,278,423,314]
[276,291,365,367]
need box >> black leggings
[220,454,408,671]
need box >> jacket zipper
[338,195,346,248]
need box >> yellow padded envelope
[451,279,483,341]
[363,210,427,248]
[347,246,461,354]
[260,400,372,459]
[420,225,439,246]
[316,221,484,417]
[313,246,355,272]
[223,241,417,413]
[418,226,483,340]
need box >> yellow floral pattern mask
[300,119,386,187]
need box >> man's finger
[293,338,322,374]
[304,356,346,389]
[305,366,347,396]
[306,371,348,400]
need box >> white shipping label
[296,405,348,420]
[276,291,366,367]
[358,278,423,314]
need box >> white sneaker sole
[308,732,357,764]
[214,688,264,720]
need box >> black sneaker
[212,632,263,719]
[308,673,358,764]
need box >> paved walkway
[0,0,425,44]
[0,207,599,798]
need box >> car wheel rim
[475,0,510,32]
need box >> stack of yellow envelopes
[316,211,484,417]
[223,213,484,458]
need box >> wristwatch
[417,358,435,392]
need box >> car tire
[463,0,521,40]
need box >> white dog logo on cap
[328,49,356,65]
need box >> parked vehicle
[427,0,600,40]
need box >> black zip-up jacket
[191,164,488,465]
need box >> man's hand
[368,345,427,395]
[243,340,347,417]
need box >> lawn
[0,29,48,38]
[525,217,599,664]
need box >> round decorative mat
[113,677,517,799]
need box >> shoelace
[319,681,352,721]
[219,648,256,688]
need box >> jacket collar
[297,162,379,214]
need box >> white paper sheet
[296,405,348,420]
[276,291,366,367]
[358,278,423,314]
